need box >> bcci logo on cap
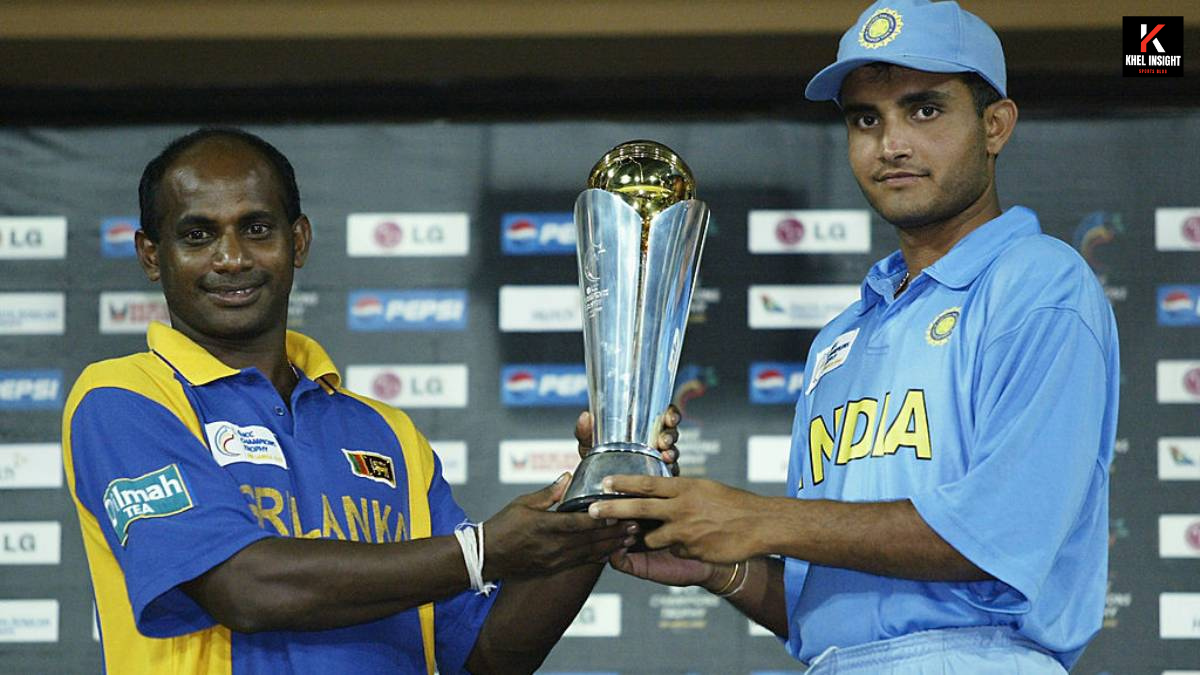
[859,7,903,49]
[1123,16,1183,76]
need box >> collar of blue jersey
[146,321,342,389]
[858,206,1040,313]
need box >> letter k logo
[1141,24,1165,53]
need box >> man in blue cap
[587,1,1119,672]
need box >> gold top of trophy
[587,141,695,229]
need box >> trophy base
[557,443,671,513]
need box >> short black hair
[847,64,1004,117]
[138,127,301,242]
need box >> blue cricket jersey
[63,323,495,674]
[784,207,1119,669]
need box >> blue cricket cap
[805,0,1006,102]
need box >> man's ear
[135,229,161,282]
[292,215,312,269]
[984,98,1018,157]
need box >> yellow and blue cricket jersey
[784,207,1119,669]
[62,322,495,674]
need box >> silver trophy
[558,141,709,513]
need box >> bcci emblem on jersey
[926,307,961,346]
[343,449,397,488]
[102,464,195,546]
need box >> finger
[655,429,679,451]
[587,496,672,522]
[604,474,679,498]
[519,473,572,510]
[666,404,681,428]
[574,411,593,446]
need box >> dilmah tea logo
[1123,16,1183,77]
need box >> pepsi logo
[775,218,805,245]
[351,295,384,318]
[506,219,538,242]
[753,369,785,391]
[1162,290,1193,312]
[1185,216,1200,244]
[1186,368,1200,397]
[103,221,136,244]
[372,372,402,400]
[505,371,536,394]
[374,221,403,248]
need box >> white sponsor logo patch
[432,441,467,485]
[1160,593,1200,638]
[0,444,62,489]
[1156,208,1200,251]
[563,593,621,637]
[1159,514,1200,558]
[346,213,469,257]
[99,292,170,334]
[748,619,774,636]
[0,293,65,335]
[1160,437,1200,481]
[204,422,288,469]
[0,217,67,260]
[499,439,579,484]
[1157,360,1200,403]
[748,209,871,253]
[344,364,469,408]
[0,600,58,642]
[807,328,860,395]
[748,285,860,329]
[746,435,791,483]
[499,285,582,332]
[0,522,61,565]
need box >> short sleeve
[68,387,274,637]
[427,452,498,674]
[909,307,1111,610]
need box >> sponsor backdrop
[0,120,1197,673]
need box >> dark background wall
[0,2,1198,673]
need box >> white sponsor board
[0,522,61,565]
[0,293,65,335]
[564,593,621,637]
[344,365,468,409]
[0,444,62,489]
[498,439,579,484]
[1156,208,1200,251]
[1160,593,1200,638]
[499,285,581,332]
[748,209,871,253]
[346,213,469,257]
[99,292,169,334]
[0,217,67,259]
[1159,515,1200,558]
[1160,438,1200,481]
[1157,360,1200,403]
[432,441,467,485]
[748,619,775,636]
[747,435,791,483]
[748,285,860,329]
[0,599,58,642]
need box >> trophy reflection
[558,141,709,513]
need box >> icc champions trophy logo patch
[927,307,961,346]
[860,8,903,49]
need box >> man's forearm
[756,497,990,581]
[467,562,605,674]
[183,535,470,633]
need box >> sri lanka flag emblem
[342,449,397,488]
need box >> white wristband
[454,521,497,596]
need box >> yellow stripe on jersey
[63,351,233,675]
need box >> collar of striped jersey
[146,321,342,389]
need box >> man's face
[840,66,992,230]
[136,139,310,345]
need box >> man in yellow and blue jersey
[63,128,660,674]
[587,1,1119,672]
